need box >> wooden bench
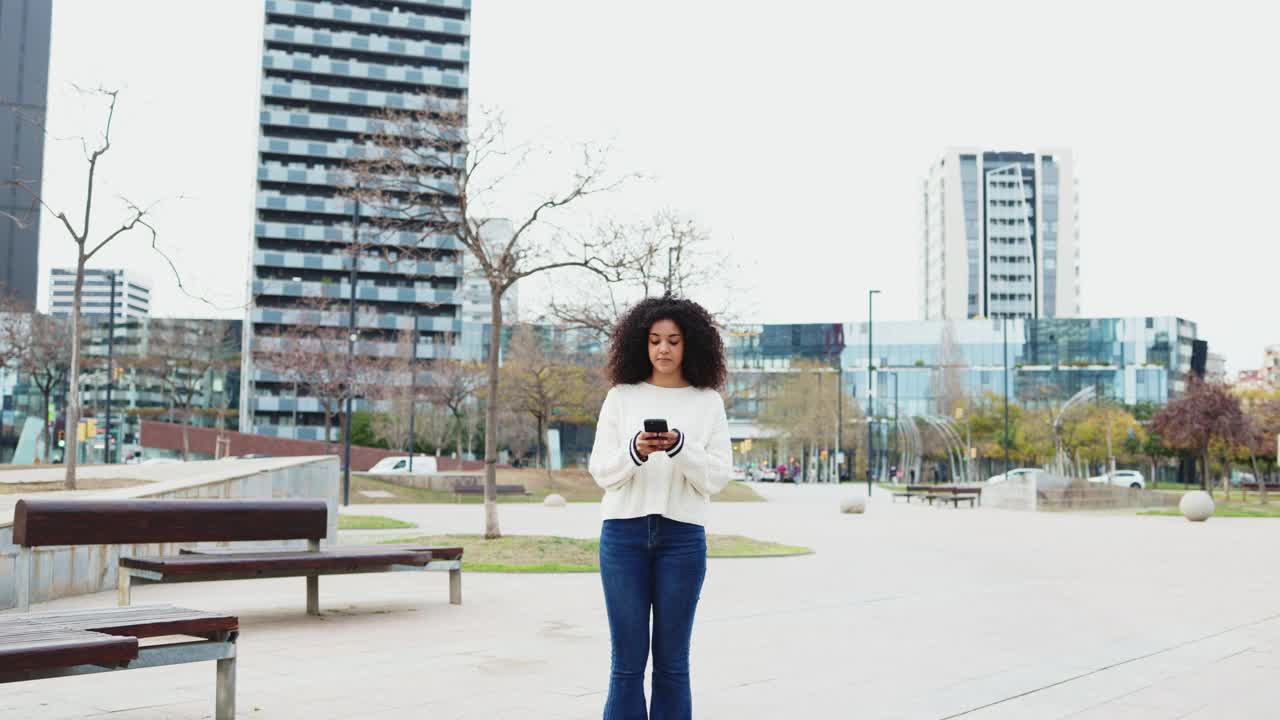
[892,485,938,503]
[930,493,979,508]
[0,604,239,719]
[12,498,462,616]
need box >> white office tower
[49,268,152,321]
[921,149,1079,320]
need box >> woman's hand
[635,431,679,460]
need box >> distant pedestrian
[776,462,788,482]
[791,460,802,484]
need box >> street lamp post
[104,271,117,464]
[1002,316,1010,481]
[867,289,880,496]
[408,316,418,472]
[342,196,360,507]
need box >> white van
[368,455,438,474]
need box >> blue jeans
[599,514,707,720]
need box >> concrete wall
[0,456,338,610]
[981,476,1038,511]
[1037,484,1181,512]
[981,474,1181,512]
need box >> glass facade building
[922,148,1080,321]
[242,0,472,439]
[0,0,52,310]
[725,316,1198,426]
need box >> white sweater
[588,382,733,526]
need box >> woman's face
[648,318,684,378]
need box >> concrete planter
[543,493,566,508]
[840,496,867,514]
[1179,491,1215,522]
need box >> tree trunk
[181,418,190,461]
[63,253,87,489]
[536,415,545,469]
[454,411,465,460]
[40,388,52,463]
[1201,447,1211,498]
[482,288,503,539]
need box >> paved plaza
[2,483,1278,719]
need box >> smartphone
[643,419,669,434]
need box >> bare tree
[140,320,237,460]
[545,210,741,338]
[499,325,597,486]
[255,297,391,447]
[424,356,485,457]
[2,89,162,488]
[0,289,29,437]
[17,314,70,462]
[352,100,628,537]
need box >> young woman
[588,295,732,720]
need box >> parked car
[758,467,778,482]
[368,455,438,474]
[731,466,748,481]
[1088,470,1146,489]
[985,468,1041,485]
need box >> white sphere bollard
[543,493,566,508]
[840,496,867,514]
[1179,491,1214,522]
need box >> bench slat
[21,605,239,639]
[14,499,329,547]
[0,618,139,673]
[122,548,433,576]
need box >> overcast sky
[34,1,1279,372]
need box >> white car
[1088,470,1146,489]
[368,455,438,474]
[985,468,1041,485]
[731,466,748,481]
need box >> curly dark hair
[606,296,727,389]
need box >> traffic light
[57,430,66,448]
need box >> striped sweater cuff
[666,429,686,458]
[629,431,647,466]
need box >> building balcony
[261,79,464,115]
[263,23,468,65]
[262,49,466,90]
[251,335,460,361]
[252,278,458,305]
[255,192,463,226]
[265,0,470,39]
[257,116,464,161]
[257,137,462,170]
[254,221,460,251]
[253,249,462,278]
[250,307,462,334]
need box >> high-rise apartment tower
[921,148,1079,321]
[242,0,471,439]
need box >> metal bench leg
[118,569,132,607]
[15,547,31,612]
[306,575,320,616]
[449,568,462,605]
[306,538,321,616]
[215,632,237,720]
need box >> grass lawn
[337,514,417,530]
[349,469,764,504]
[1139,499,1280,519]
[384,533,812,572]
[0,477,147,494]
